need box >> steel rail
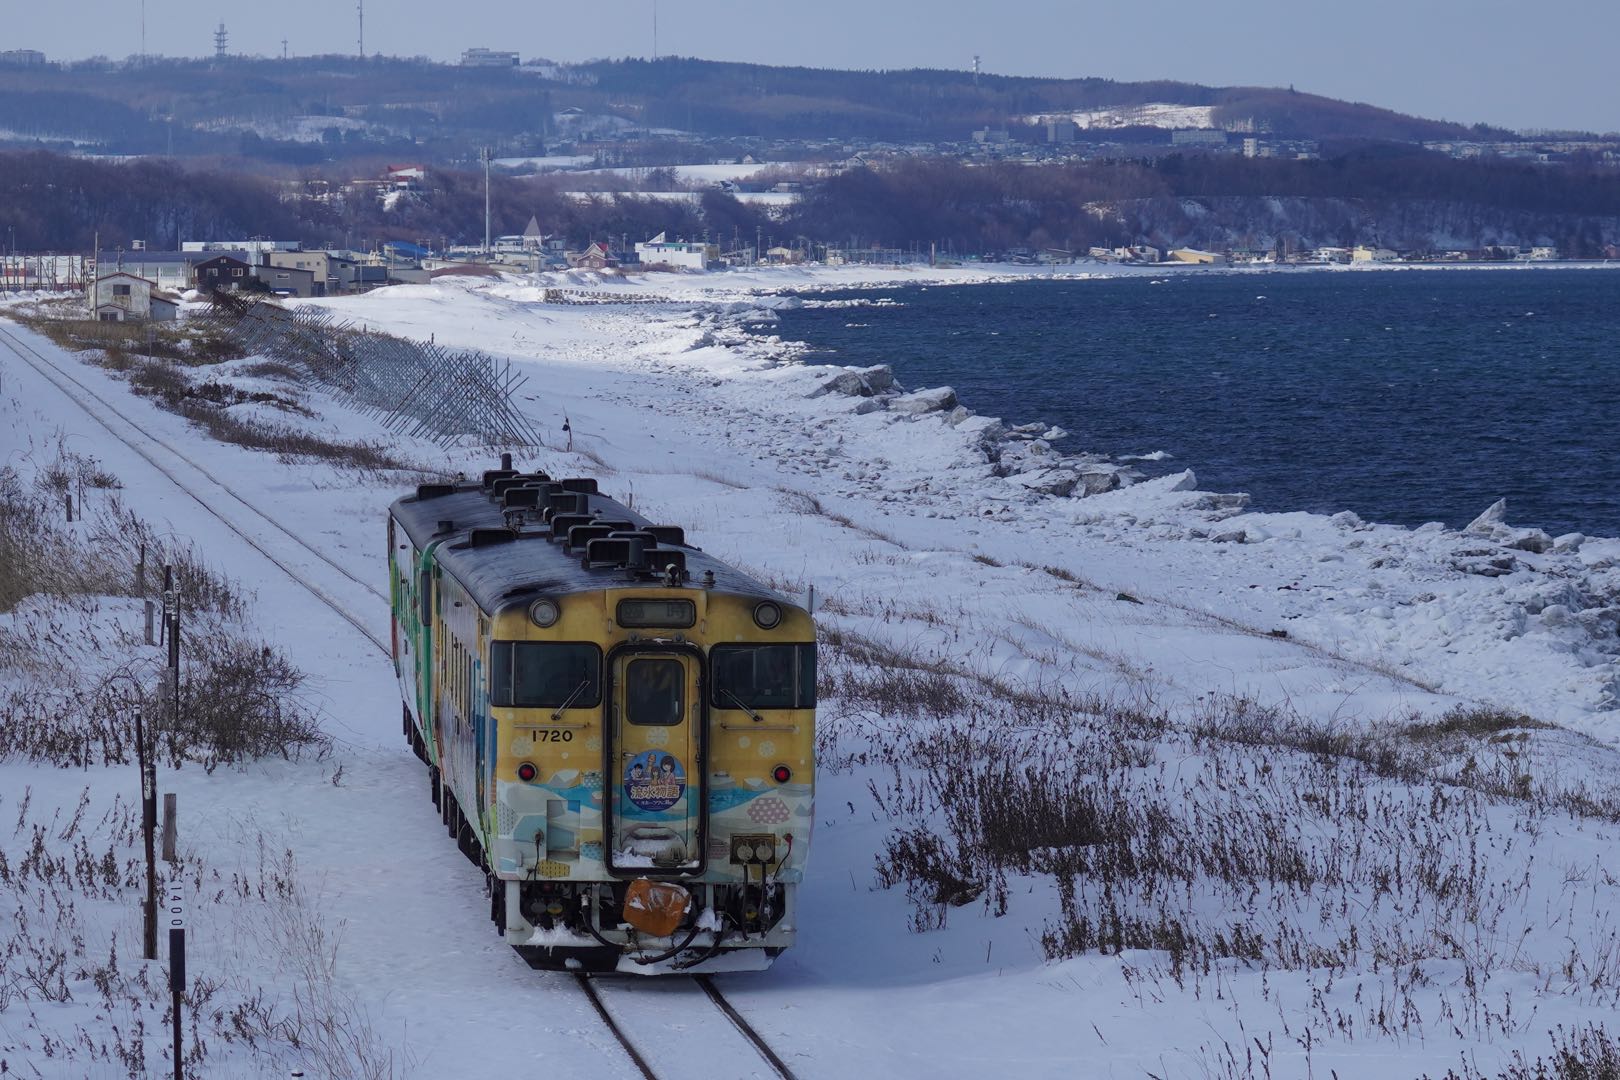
[573,975,661,1080]
[696,976,799,1080]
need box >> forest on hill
[0,54,1510,164]
[6,146,1619,257]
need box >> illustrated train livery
[388,458,815,972]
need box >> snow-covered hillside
[1028,103,1221,130]
[3,266,1619,1078]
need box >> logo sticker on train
[387,456,816,973]
[624,751,686,813]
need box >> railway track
[0,318,801,1080]
[582,974,799,1080]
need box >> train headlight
[529,598,560,628]
[752,602,782,630]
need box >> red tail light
[517,762,537,782]
[772,765,792,784]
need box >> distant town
[3,47,1619,268]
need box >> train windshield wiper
[551,679,590,721]
[720,687,763,723]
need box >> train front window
[711,644,816,710]
[490,642,602,708]
[625,658,685,726]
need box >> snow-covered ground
[3,264,1620,1078]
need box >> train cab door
[607,651,704,875]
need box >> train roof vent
[503,487,542,509]
[548,513,594,540]
[481,469,518,490]
[646,526,688,548]
[565,524,615,554]
[415,483,456,500]
[491,474,548,499]
[546,492,587,516]
[560,478,599,494]
[466,528,517,548]
[583,537,642,570]
[592,519,635,535]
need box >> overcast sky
[10,0,1616,133]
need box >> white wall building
[89,273,176,322]
[634,234,717,270]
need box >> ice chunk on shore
[891,386,958,415]
[1465,498,1510,535]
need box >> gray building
[89,272,178,322]
[252,264,318,297]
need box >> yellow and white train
[388,458,814,972]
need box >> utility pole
[140,0,146,65]
[652,0,659,60]
[282,38,288,61]
[357,0,365,59]
[482,147,492,256]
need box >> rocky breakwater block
[947,412,1007,450]
[1465,498,1555,553]
[1011,465,1130,498]
[1010,467,1082,497]
[809,364,900,399]
[890,386,959,416]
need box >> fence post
[145,600,156,646]
[162,793,177,863]
[136,709,158,960]
[166,877,186,1080]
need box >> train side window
[490,642,602,708]
[711,644,816,710]
[419,567,432,622]
[625,658,684,726]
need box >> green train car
[388,458,815,972]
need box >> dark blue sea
[765,269,1620,537]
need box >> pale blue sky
[8,0,1616,133]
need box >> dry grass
[0,449,327,769]
[1423,1025,1620,1080]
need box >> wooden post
[145,600,156,646]
[165,878,186,1080]
[136,709,157,960]
[64,489,73,523]
[137,542,146,594]
[162,793,177,863]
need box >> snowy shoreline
[441,265,1620,735]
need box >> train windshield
[490,642,603,708]
[710,644,816,710]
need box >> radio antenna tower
[357,0,365,58]
[972,55,981,88]
[481,147,493,255]
[652,0,659,60]
[214,22,228,61]
[140,0,146,64]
